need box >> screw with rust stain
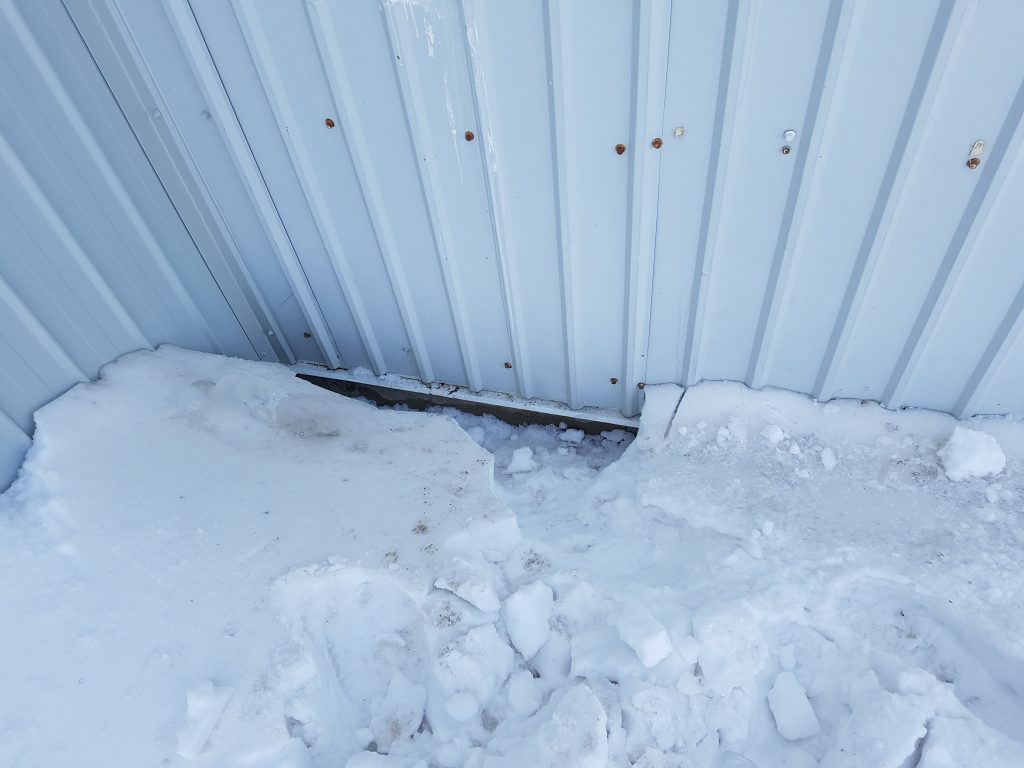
[303,331,312,339]
[610,377,618,385]
[325,118,335,128]
[637,382,646,390]
[967,157,980,170]
[465,130,475,142]
[651,137,663,149]
[615,143,626,155]
[781,145,791,155]
[503,361,512,369]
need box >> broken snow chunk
[434,623,514,705]
[507,669,544,717]
[762,423,786,445]
[176,680,233,760]
[445,691,479,722]
[434,556,501,613]
[370,670,426,753]
[559,428,585,444]
[506,446,538,474]
[820,446,837,471]
[767,671,820,741]
[617,601,674,668]
[532,630,571,686]
[693,602,767,695]
[503,581,553,660]
[820,690,927,768]
[531,685,608,768]
[937,427,1006,481]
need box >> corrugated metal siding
[89,0,1023,419]
[3,0,1024,485]
[0,0,274,488]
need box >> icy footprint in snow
[274,566,429,760]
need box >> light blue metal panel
[0,0,262,488]
[378,0,516,392]
[829,0,1024,403]
[550,0,637,410]
[693,0,837,383]
[900,100,1024,413]
[110,0,331,368]
[645,0,732,388]
[461,0,569,404]
[760,0,947,396]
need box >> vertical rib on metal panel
[956,280,1024,417]
[166,0,339,368]
[230,0,385,372]
[0,272,88,386]
[622,0,671,416]
[305,1,433,382]
[459,0,528,398]
[543,0,580,409]
[814,0,967,399]
[379,2,480,391]
[4,0,222,354]
[884,77,1024,408]
[681,0,751,384]
[66,0,280,361]
[0,131,150,352]
[748,0,852,388]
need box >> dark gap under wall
[297,374,638,436]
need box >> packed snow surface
[2,347,1024,768]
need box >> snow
[616,600,674,668]
[820,445,838,471]
[502,580,553,659]
[937,426,1006,481]
[3,347,1024,768]
[505,445,538,474]
[766,670,820,741]
[176,681,234,760]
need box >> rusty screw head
[610,377,618,385]
[465,130,475,142]
[324,118,335,128]
[637,382,646,390]
[503,361,512,369]
[967,157,980,170]
[781,145,791,155]
[302,331,312,339]
[615,143,626,155]
[651,137,663,149]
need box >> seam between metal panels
[458,0,528,397]
[0,272,89,386]
[747,0,853,389]
[884,76,1024,409]
[0,405,33,447]
[622,0,671,416]
[4,0,215,352]
[64,0,280,362]
[380,2,480,391]
[230,0,386,373]
[304,1,432,381]
[814,0,969,400]
[166,0,339,368]
[543,0,580,409]
[681,0,752,384]
[956,272,1024,417]
[0,129,150,354]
